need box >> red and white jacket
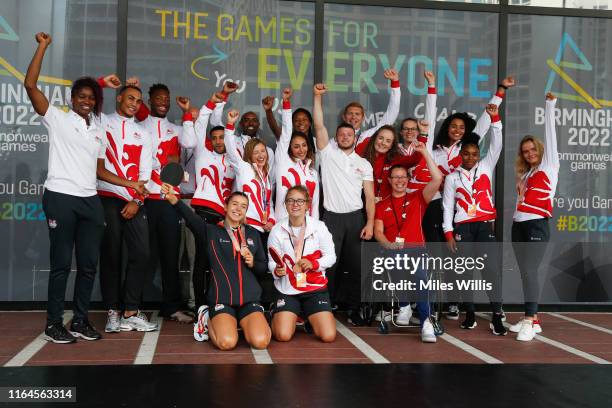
[431,92,505,201]
[442,115,502,238]
[514,98,559,221]
[97,112,153,202]
[182,100,235,215]
[267,216,336,295]
[406,86,437,193]
[274,100,320,220]
[137,109,197,199]
[224,124,276,232]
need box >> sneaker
[70,320,102,341]
[430,315,445,336]
[446,304,460,321]
[105,309,121,333]
[510,319,542,334]
[347,309,366,326]
[44,323,76,344]
[395,306,413,325]
[500,309,506,322]
[421,319,437,343]
[460,311,477,329]
[375,310,392,322]
[409,315,421,326]
[193,305,209,342]
[169,310,194,324]
[304,320,314,334]
[296,316,305,326]
[516,320,536,341]
[489,313,507,336]
[120,311,158,332]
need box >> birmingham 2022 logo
[545,32,611,109]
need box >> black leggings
[453,221,502,314]
[42,190,105,325]
[512,218,550,317]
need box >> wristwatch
[133,198,144,207]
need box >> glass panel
[0,0,117,301]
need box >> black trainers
[44,323,76,344]
[460,311,477,329]
[70,320,102,341]
[490,313,507,336]
[347,309,366,326]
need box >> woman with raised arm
[268,186,336,343]
[509,93,560,342]
[442,104,506,336]
[271,88,320,221]
[223,110,276,233]
[263,94,316,154]
[24,33,131,344]
[162,186,271,350]
[428,77,514,321]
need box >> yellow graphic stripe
[0,56,72,86]
[554,92,612,107]
[546,59,601,109]
[190,56,209,81]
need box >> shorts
[270,289,332,318]
[208,302,265,321]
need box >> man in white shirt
[313,83,376,326]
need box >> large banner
[502,15,612,303]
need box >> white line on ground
[4,312,73,367]
[546,312,612,336]
[475,312,610,365]
[134,312,162,365]
[438,333,503,364]
[334,319,389,364]
[251,347,273,364]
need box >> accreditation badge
[467,204,477,217]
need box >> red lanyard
[391,195,408,233]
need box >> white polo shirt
[42,105,106,197]
[319,143,373,213]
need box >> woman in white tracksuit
[268,185,337,343]
[274,88,320,221]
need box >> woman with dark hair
[442,104,506,335]
[24,32,117,343]
[268,185,336,343]
[271,88,320,221]
[263,96,316,154]
[509,93,559,342]
[426,77,514,320]
[358,125,422,203]
[161,187,271,350]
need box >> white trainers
[375,310,392,322]
[120,311,158,332]
[395,306,412,325]
[516,320,537,341]
[510,319,542,334]
[421,319,437,343]
[105,309,121,333]
[193,305,209,342]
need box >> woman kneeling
[267,186,337,343]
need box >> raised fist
[383,68,399,82]
[262,96,275,111]
[35,32,52,46]
[227,109,240,124]
[313,83,327,96]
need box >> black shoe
[347,309,366,326]
[44,323,76,344]
[304,321,314,334]
[70,320,102,341]
[490,313,507,336]
[430,315,445,336]
[460,311,477,329]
